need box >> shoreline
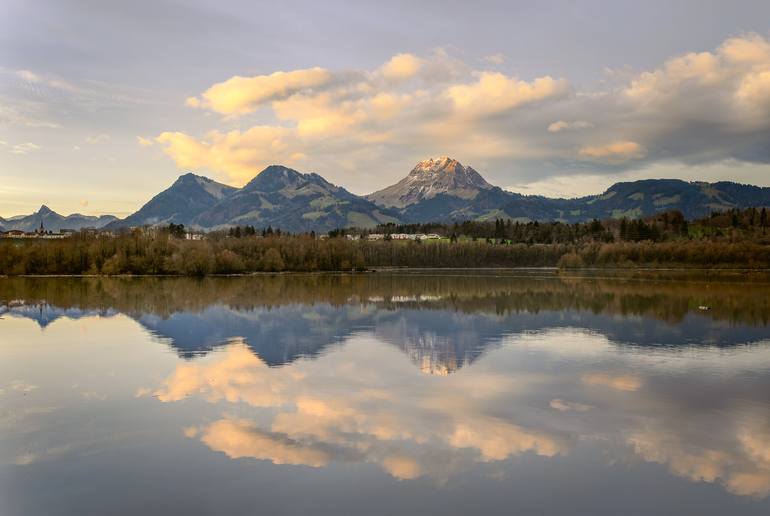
[2,266,770,279]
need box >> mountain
[108,173,236,228]
[192,165,398,232]
[368,158,770,223]
[13,159,770,234]
[564,179,770,221]
[367,157,494,208]
[0,205,117,232]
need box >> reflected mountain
[2,272,770,374]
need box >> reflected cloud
[200,419,330,467]
[581,373,643,392]
[153,331,770,497]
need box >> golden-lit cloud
[189,67,333,115]
[136,136,153,146]
[379,53,423,81]
[272,93,367,137]
[201,419,330,467]
[445,72,569,116]
[155,127,302,184]
[152,36,770,191]
[449,418,565,461]
[625,33,770,108]
[381,455,423,480]
[629,427,770,498]
[153,341,295,406]
[578,141,646,163]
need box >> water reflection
[3,273,770,372]
[2,272,770,514]
[147,331,770,497]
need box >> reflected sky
[2,273,770,515]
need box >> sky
[2,0,770,217]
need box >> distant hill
[0,205,117,232]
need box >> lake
[2,271,770,515]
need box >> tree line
[0,208,768,275]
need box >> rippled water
[2,272,770,515]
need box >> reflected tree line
[2,273,769,327]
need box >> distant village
[0,219,442,242]
[0,221,76,239]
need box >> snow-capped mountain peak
[367,157,493,208]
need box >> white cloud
[483,53,505,65]
[547,120,593,132]
[85,134,110,144]
[10,142,41,155]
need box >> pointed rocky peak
[172,172,210,188]
[408,157,492,188]
[367,157,494,208]
[241,165,306,193]
[412,156,461,173]
[38,205,55,215]
[169,172,236,200]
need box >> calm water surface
[2,271,770,515]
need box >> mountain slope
[194,165,399,232]
[0,205,117,232]
[109,173,237,228]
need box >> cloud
[381,455,423,480]
[445,72,569,116]
[201,419,330,467]
[549,399,592,412]
[9,142,41,155]
[10,380,38,392]
[189,67,333,115]
[449,418,565,461]
[136,136,153,146]
[16,69,41,83]
[547,120,593,133]
[85,134,110,144]
[155,36,770,194]
[155,127,301,184]
[379,53,423,81]
[483,53,505,65]
[581,373,643,392]
[579,141,646,163]
[625,34,770,107]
